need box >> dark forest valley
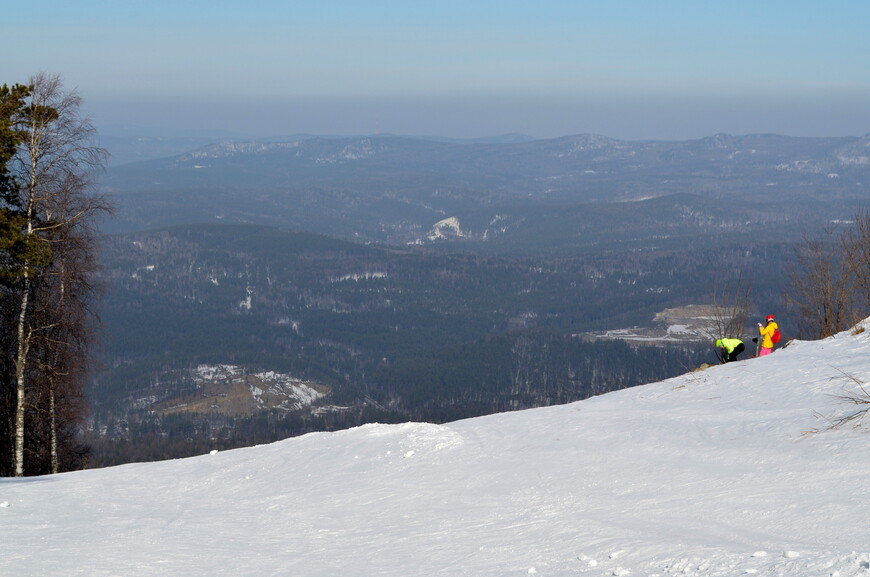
[84,133,870,466]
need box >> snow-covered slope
[3,322,870,576]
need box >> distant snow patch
[426,216,469,241]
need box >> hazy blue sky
[6,1,870,140]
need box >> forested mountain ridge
[101,133,870,245]
[88,220,791,465]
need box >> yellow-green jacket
[715,338,743,353]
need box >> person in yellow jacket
[757,314,778,357]
[715,337,745,363]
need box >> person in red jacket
[757,314,779,357]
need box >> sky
[3,320,870,576]
[5,1,870,140]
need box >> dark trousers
[726,342,745,362]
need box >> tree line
[1,74,111,476]
[786,209,870,338]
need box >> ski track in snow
[1,321,870,576]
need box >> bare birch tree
[1,73,110,476]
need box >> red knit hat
[766,315,775,322]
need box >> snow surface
[3,322,870,576]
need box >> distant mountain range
[100,133,870,247]
[99,133,539,166]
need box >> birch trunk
[14,272,31,477]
